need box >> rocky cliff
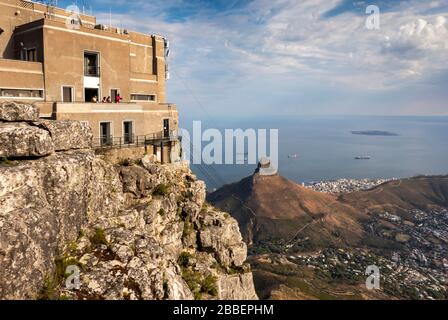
[0,101,257,300]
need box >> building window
[84,52,100,77]
[62,86,74,102]
[0,88,43,98]
[99,122,112,146]
[163,118,170,138]
[123,121,134,144]
[85,88,99,102]
[130,94,156,102]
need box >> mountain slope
[208,171,448,300]
[208,173,364,249]
[340,176,448,212]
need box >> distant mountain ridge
[208,173,363,248]
[209,172,448,246]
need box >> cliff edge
[0,101,257,300]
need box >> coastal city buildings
[0,0,179,162]
[306,178,394,194]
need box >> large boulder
[198,210,248,268]
[118,165,156,198]
[34,120,93,151]
[0,122,54,158]
[0,101,39,122]
[217,273,258,300]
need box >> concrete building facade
[0,0,179,162]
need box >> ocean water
[180,116,448,190]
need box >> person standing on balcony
[115,93,122,103]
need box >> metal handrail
[93,130,179,149]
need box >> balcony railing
[93,130,179,149]
[84,65,100,77]
[123,133,134,144]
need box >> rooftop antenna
[36,0,58,7]
[36,0,58,19]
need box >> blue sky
[60,0,448,117]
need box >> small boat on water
[355,156,371,160]
[288,154,299,159]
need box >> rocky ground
[0,101,257,300]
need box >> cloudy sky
[62,0,448,118]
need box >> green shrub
[66,241,78,254]
[176,195,186,205]
[201,275,218,296]
[78,229,86,239]
[182,221,195,238]
[118,158,133,166]
[39,256,80,300]
[39,276,60,300]
[181,269,203,299]
[178,252,193,268]
[90,228,108,246]
[153,184,170,196]
[180,265,218,299]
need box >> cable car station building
[0,0,179,162]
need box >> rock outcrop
[0,102,92,158]
[0,101,39,122]
[0,122,54,157]
[34,120,93,151]
[0,102,257,300]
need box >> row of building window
[130,94,156,101]
[64,87,156,103]
[0,88,155,102]
[0,88,43,98]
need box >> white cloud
[95,0,448,115]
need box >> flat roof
[23,0,96,19]
[12,0,166,41]
[14,18,160,47]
